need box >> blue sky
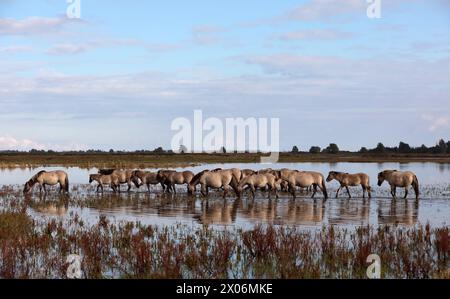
[0,0,449,151]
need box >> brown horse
[237,173,279,199]
[378,170,419,200]
[89,174,119,193]
[157,170,195,194]
[98,169,134,192]
[282,171,328,200]
[23,170,69,194]
[326,171,372,199]
[188,169,240,198]
[131,170,159,193]
[241,169,256,180]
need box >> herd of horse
[22,168,420,200]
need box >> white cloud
[46,43,89,55]
[46,39,182,55]
[273,29,354,41]
[0,135,45,150]
[0,135,88,151]
[0,16,70,36]
[0,46,32,54]
[192,25,226,45]
[421,114,450,132]
[283,0,365,21]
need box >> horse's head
[377,171,386,186]
[23,179,35,194]
[156,170,165,181]
[132,176,143,188]
[89,174,95,184]
[326,171,337,182]
[187,183,196,195]
[275,179,283,190]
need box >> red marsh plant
[0,209,448,279]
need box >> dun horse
[283,171,328,200]
[326,171,372,199]
[188,169,240,198]
[377,170,419,200]
[237,173,279,199]
[131,170,159,193]
[157,170,195,194]
[89,174,120,193]
[98,169,134,192]
[23,170,69,194]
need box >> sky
[0,0,449,152]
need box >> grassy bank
[1,152,450,169]
[0,210,448,279]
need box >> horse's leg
[311,184,317,199]
[289,183,296,200]
[390,185,396,199]
[173,183,177,195]
[201,184,207,197]
[404,187,409,199]
[43,184,47,194]
[251,185,256,200]
[362,185,366,199]
[335,186,341,199]
[147,184,151,194]
[222,185,229,199]
[345,186,351,199]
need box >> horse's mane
[32,170,47,180]
[190,170,209,185]
[99,169,116,175]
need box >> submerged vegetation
[0,208,448,279]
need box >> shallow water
[1,162,449,229]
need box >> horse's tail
[413,175,419,199]
[64,175,69,192]
[321,175,328,199]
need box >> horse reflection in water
[328,199,371,225]
[377,200,419,226]
[27,193,70,217]
[194,198,325,226]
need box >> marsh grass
[0,208,447,279]
[2,152,450,169]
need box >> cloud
[282,0,365,21]
[0,135,88,151]
[0,16,71,36]
[421,114,450,132]
[0,45,32,54]
[192,25,226,45]
[46,43,89,55]
[46,39,182,55]
[273,29,354,41]
[0,135,45,150]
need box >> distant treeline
[1,139,450,155]
[292,139,450,155]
